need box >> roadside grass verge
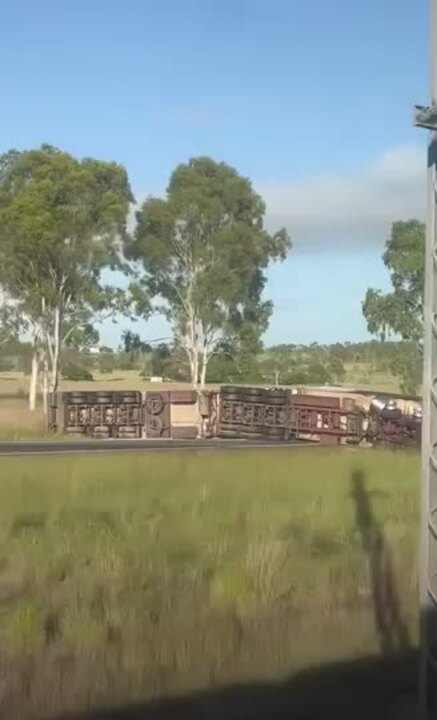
[0,447,419,718]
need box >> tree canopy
[362,220,424,345]
[0,144,133,408]
[126,157,291,386]
[362,219,424,392]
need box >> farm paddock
[0,447,419,719]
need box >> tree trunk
[192,349,199,387]
[187,350,200,387]
[29,328,41,411]
[186,312,199,387]
[185,334,199,387]
[29,348,39,412]
[42,352,49,418]
[49,305,62,394]
[200,355,207,389]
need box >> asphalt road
[0,438,310,456]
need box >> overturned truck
[51,385,422,448]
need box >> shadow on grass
[50,652,418,720]
[351,468,411,656]
[49,468,420,720]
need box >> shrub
[0,356,15,372]
[305,362,332,385]
[97,355,115,374]
[61,362,93,381]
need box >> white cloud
[257,144,426,251]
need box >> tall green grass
[0,448,419,718]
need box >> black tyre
[265,393,286,406]
[218,423,242,432]
[119,396,141,405]
[241,396,266,406]
[218,429,239,438]
[267,388,286,397]
[145,394,165,415]
[264,427,286,439]
[221,392,242,402]
[268,399,287,408]
[117,427,140,439]
[147,416,164,434]
[94,393,113,405]
[114,391,140,403]
[65,390,88,402]
[242,386,265,396]
[65,426,87,435]
[221,389,242,401]
[93,425,111,438]
[241,425,264,435]
[239,422,263,431]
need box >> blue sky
[0,0,429,347]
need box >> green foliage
[0,145,133,394]
[0,336,33,374]
[61,361,94,381]
[206,352,239,383]
[126,157,291,384]
[0,145,133,313]
[150,343,171,377]
[0,357,15,372]
[328,357,346,383]
[362,220,424,344]
[281,368,310,385]
[97,353,115,374]
[258,340,415,392]
[259,343,335,386]
[119,330,152,372]
[362,220,424,394]
[389,345,422,395]
[137,343,182,380]
[116,352,137,371]
[64,322,100,350]
[3,338,412,392]
[121,330,151,355]
[305,361,331,385]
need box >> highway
[0,438,310,456]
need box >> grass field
[0,366,401,398]
[0,370,204,397]
[343,363,402,394]
[0,447,419,719]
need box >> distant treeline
[0,335,420,393]
[257,340,420,393]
